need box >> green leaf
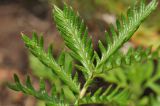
[62,86,76,102]
[39,78,46,91]
[79,87,129,105]
[26,76,35,91]
[103,47,157,72]
[96,0,158,70]
[58,52,73,76]
[53,4,94,77]
[21,33,79,94]
[9,75,67,105]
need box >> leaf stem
[79,78,92,99]
[75,74,94,105]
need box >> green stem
[79,78,92,99]
[75,75,94,105]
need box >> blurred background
[0,0,160,106]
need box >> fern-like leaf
[21,33,79,94]
[99,52,160,95]
[103,46,158,72]
[96,0,158,70]
[53,4,94,77]
[8,74,72,106]
[8,74,57,104]
[79,86,129,105]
